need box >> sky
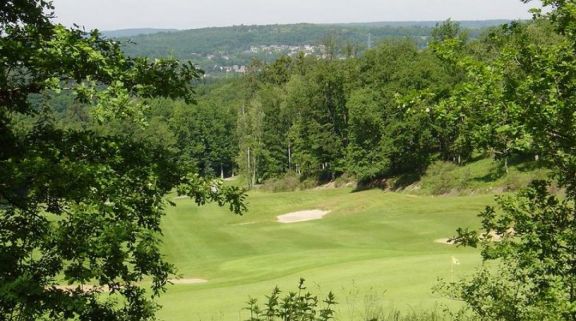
[51,0,541,31]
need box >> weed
[244,279,337,321]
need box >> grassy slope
[418,157,549,195]
[158,188,493,321]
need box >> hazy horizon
[96,19,521,33]
[51,0,541,31]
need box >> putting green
[158,188,492,320]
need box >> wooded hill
[101,28,178,38]
[114,20,509,75]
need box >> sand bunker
[434,238,456,245]
[52,278,208,291]
[435,229,515,245]
[277,209,331,223]
[169,278,208,285]
[51,284,105,292]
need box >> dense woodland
[53,19,560,189]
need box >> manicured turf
[157,188,493,321]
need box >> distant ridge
[105,20,514,36]
[101,28,178,38]
[115,20,514,76]
[331,19,514,29]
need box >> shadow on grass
[352,173,422,193]
[391,173,422,190]
[353,178,388,192]
[473,155,546,184]
[473,165,506,183]
[515,160,546,172]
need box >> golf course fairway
[158,188,492,321]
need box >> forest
[55,18,559,189]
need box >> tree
[348,40,447,179]
[444,181,576,321]
[431,19,468,44]
[237,95,265,187]
[0,1,246,320]
[440,1,576,320]
[345,88,388,181]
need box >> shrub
[420,162,461,195]
[262,174,301,192]
[446,181,576,321]
[244,279,336,321]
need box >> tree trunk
[252,155,257,187]
[247,147,252,188]
[288,142,292,172]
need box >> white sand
[52,284,104,292]
[434,229,515,245]
[52,278,208,291]
[169,278,208,285]
[277,210,331,223]
[434,238,456,245]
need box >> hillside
[115,20,508,75]
[101,28,178,38]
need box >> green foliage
[447,181,576,321]
[261,173,301,192]
[418,157,549,195]
[245,279,336,321]
[431,19,468,44]
[119,24,433,74]
[420,162,468,195]
[40,17,545,191]
[199,18,556,190]
[0,1,245,320]
[3,1,567,320]
[437,1,576,320]
[116,21,507,75]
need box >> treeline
[51,19,560,189]
[117,21,503,74]
[226,19,560,187]
[120,23,430,58]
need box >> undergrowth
[244,280,480,321]
[418,158,549,195]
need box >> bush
[262,174,301,192]
[446,181,576,321]
[420,162,468,195]
[334,173,355,188]
[244,279,336,321]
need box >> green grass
[418,157,549,195]
[157,188,493,321]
